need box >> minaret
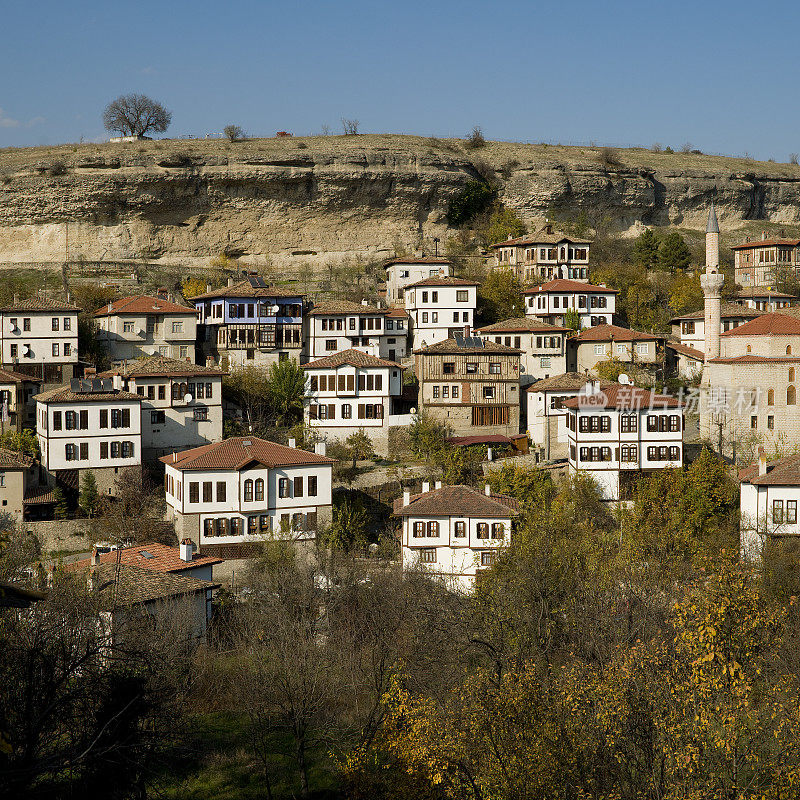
[700,203,724,361]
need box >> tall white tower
[701,203,724,361]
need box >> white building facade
[524,279,617,328]
[383,257,453,306]
[403,277,478,350]
[394,483,519,591]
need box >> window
[189,482,199,503]
[254,478,264,502]
[594,345,606,355]
[443,362,455,374]
[217,482,226,502]
[442,386,449,398]
[789,501,798,525]
[491,523,505,538]
[751,416,758,430]
[413,521,425,537]
[308,476,317,496]
[279,478,290,498]
[121,441,134,458]
[193,407,208,421]
[774,499,785,524]
[488,362,501,374]
[480,551,496,567]
[65,410,76,430]
[79,409,88,430]
[476,523,489,539]
[768,389,775,406]
[64,317,71,331]
[466,363,478,374]
[768,416,774,430]
[23,318,30,331]
[172,321,184,333]
[52,343,59,357]
[53,411,62,430]
[50,317,59,332]
[482,386,495,399]
[433,385,440,399]
[123,321,134,333]
[99,409,108,428]
[789,386,797,406]
[636,343,648,355]
[158,385,166,400]
[452,385,459,398]
[244,479,254,502]
[454,521,466,538]
[65,443,76,461]
[9,345,16,358]
[294,476,303,497]
[421,312,429,324]
[100,442,108,459]
[325,339,337,351]
[620,415,637,433]
[420,548,436,563]
[427,521,439,537]
[111,408,130,428]
[472,406,509,426]
[342,403,352,419]
[647,415,658,432]
[431,312,438,323]
[203,482,213,503]
[540,357,552,369]
[179,346,188,359]
[110,441,120,458]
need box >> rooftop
[523,279,617,295]
[383,257,453,267]
[64,542,222,574]
[160,436,336,472]
[0,296,80,312]
[740,453,800,486]
[476,317,569,334]
[0,368,40,384]
[527,372,614,393]
[732,238,800,251]
[671,302,761,322]
[719,313,800,337]
[94,295,196,317]
[308,300,384,316]
[562,383,681,410]
[393,484,520,518]
[34,386,142,403]
[302,349,400,370]
[667,341,705,361]
[0,448,34,469]
[574,324,660,343]
[490,226,592,248]
[98,355,224,379]
[415,336,520,355]
[193,280,304,300]
[404,276,478,289]
[736,288,797,300]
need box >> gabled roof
[671,302,761,322]
[98,355,224,379]
[719,313,800,337]
[526,372,614,393]
[302,349,399,370]
[0,297,79,312]
[94,295,196,317]
[735,288,797,300]
[308,300,384,316]
[160,437,335,472]
[0,448,34,469]
[490,227,592,248]
[404,276,478,289]
[383,257,453,267]
[415,338,520,355]
[740,453,800,486]
[732,238,800,251]
[574,324,660,343]
[393,484,520,518]
[0,368,40,384]
[476,317,568,334]
[64,542,222,574]
[523,279,617,295]
[562,383,681,410]
[193,281,303,300]
[34,386,142,403]
[667,342,705,361]
[385,307,410,318]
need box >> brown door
[461,382,470,403]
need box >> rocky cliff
[2,134,800,270]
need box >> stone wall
[24,518,96,556]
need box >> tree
[657,231,692,272]
[408,412,449,460]
[465,126,486,149]
[446,181,498,227]
[486,462,555,511]
[266,358,306,428]
[478,270,524,324]
[53,486,69,520]
[223,124,244,142]
[482,204,526,246]
[632,228,660,269]
[345,430,375,468]
[180,276,208,299]
[79,471,100,518]
[326,496,369,551]
[341,118,359,135]
[223,365,273,432]
[96,469,172,545]
[563,307,582,331]
[102,93,172,137]
[668,272,703,315]
[0,429,39,458]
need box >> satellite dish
[183,393,193,404]
[410,407,417,415]
[271,305,280,314]
[618,373,630,385]
[22,345,30,356]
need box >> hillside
[2,134,800,271]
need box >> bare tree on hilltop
[103,93,172,137]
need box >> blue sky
[1,0,797,159]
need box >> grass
[160,711,341,800]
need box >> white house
[36,378,142,496]
[302,350,404,456]
[100,356,224,459]
[739,449,800,559]
[0,296,80,385]
[570,324,662,374]
[94,295,199,363]
[526,373,613,461]
[403,277,478,350]
[393,482,519,591]
[735,288,797,312]
[564,381,684,501]
[523,279,617,329]
[307,300,402,360]
[475,318,569,386]
[161,437,335,558]
[383,257,453,306]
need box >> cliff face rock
[2,135,800,269]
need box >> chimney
[288,437,296,448]
[179,538,194,562]
[172,451,177,462]
[463,324,470,338]
[484,483,491,496]
[421,481,430,494]
[66,291,71,303]
[13,293,18,305]
[206,283,212,293]
[758,446,768,477]
[361,299,369,306]
[314,441,327,456]
[434,480,442,490]
[227,276,235,287]
[403,490,411,506]
[762,230,768,241]
[90,546,99,567]
[545,223,552,235]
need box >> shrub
[471,158,496,182]
[446,180,497,226]
[680,142,693,154]
[499,159,520,179]
[296,141,308,149]
[598,147,621,167]
[341,118,359,135]
[465,125,486,150]
[223,124,244,142]
[791,154,799,166]
[651,142,663,153]
[49,161,68,176]
[664,146,674,154]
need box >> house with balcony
[383,257,453,306]
[394,482,519,591]
[570,324,662,374]
[524,279,617,328]
[490,224,591,284]
[161,437,335,559]
[302,350,403,456]
[734,288,797,312]
[0,296,79,385]
[307,300,402,360]
[94,295,198,363]
[100,356,224,459]
[733,235,800,288]
[403,277,478,350]
[36,378,142,497]
[564,381,684,501]
[415,334,521,437]
[193,277,304,368]
[475,318,569,386]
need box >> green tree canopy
[478,270,525,324]
[657,231,692,272]
[632,227,660,269]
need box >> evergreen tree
[53,486,69,520]
[632,228,660,269]
[658,231,692,272]
[79,471,100,518]
[478,270,525,324]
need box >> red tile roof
[383,257,453,266]
[0,297,79,312]
[393,484,520,518]
[523,279,617,295]
[0,368,40,384]
[302,349,399,370]
[574,324,659,342]
[527,373,614,393]
[740,453,800,486]
[160,436,336,471]
[98,355,224,378]
[562,383,681,410]
[0,448,34,469]
[87,564,218,608]
[476,317,568,334]
[404,276,478,289]
[489,227,592,248]
[308,300,384,316]
[719,313,800,337]
[64,542,222,574]
[94,295,196,317]
[732,239,800,250]
[736,288,797,300]
[667,342,705,361]
[34,386,141,403]
[385,307,410,318]
[193,281,303,300]
[708,355,800,364]
[415,338,520,355]
[670,302,761,322]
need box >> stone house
[570,324,662,374]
